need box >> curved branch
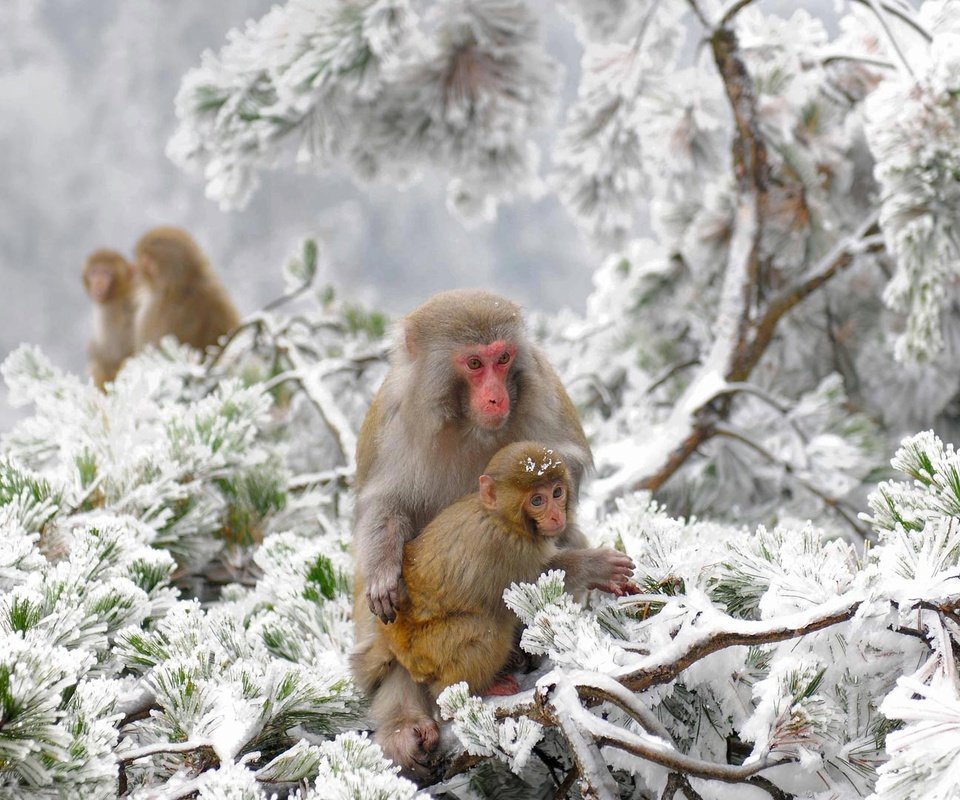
[713,424,869,537]
[617,595,862,693]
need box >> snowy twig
[537,678,621,800]
[275,338,358,472]
[117,739,214,764]
[713,424,869,537]
[645,359,702,397]
[287,467,353,490]
[851,0,932,44]
[864,0,916,79]
[206,314,270,370]
[821,53,896,71]
[718,0,757,27]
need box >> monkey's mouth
[539,521,566,536]
[475,409,509,429]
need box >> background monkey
[82,248,137,389]
[133,226,240,353]
[351,290,595,775]
[352,441,634,777]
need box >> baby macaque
[352,441,634,776]
[82,248,137,389]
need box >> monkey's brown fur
[133,226,240,353]
[82,249,137,389]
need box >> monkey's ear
[478,475,497,510]
[404,326,418,359]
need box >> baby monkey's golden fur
[383,442,568,695]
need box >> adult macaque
[82,248,137,389]
[352,442,634,776]
[354,289,593,626]
[133,226,240,352]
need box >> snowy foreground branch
[437,433,960,798]
[4,320,960,799]
[442,593,864,797]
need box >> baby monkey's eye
[553,486,564,498]
[530,495,544,507]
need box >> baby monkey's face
[522,479,567,535]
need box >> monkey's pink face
[523,480,567,536]
[454,340,517,430]
[85,262,115,303]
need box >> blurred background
[0,1,594,381]
[0,0,835,407]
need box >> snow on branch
[863,1,960,363]
[169,0,559,221]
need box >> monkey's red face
[523,480,567,536]
[454,340,517,430]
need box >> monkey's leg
[350,627,396,696]
[372,662,440,781]
[423,618,514,699]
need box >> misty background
[0,1,594,382]
[1,0,834,389]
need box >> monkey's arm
[355,503,413,623]
[548,547,635,595]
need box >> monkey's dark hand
[367,568,406,623]
[586,548,636,595]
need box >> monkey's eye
[467,357,483,370]
[497,351,511,365]
[552,486,564,499]
[530,495,544,507]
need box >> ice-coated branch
[587,713,793,783]
[593,210,885,502]
[537,678,621,800]
[275,337,358,472]
[713,424,868,536]
[535,674,794,793]
[616,593,862,693]
[568,670,674,742]
[744,213,882,377]
[710,23,769,315]
[497,593,863,726]
[117,739,215,764]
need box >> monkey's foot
[484,674,521,696]
[377,715,440,783]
